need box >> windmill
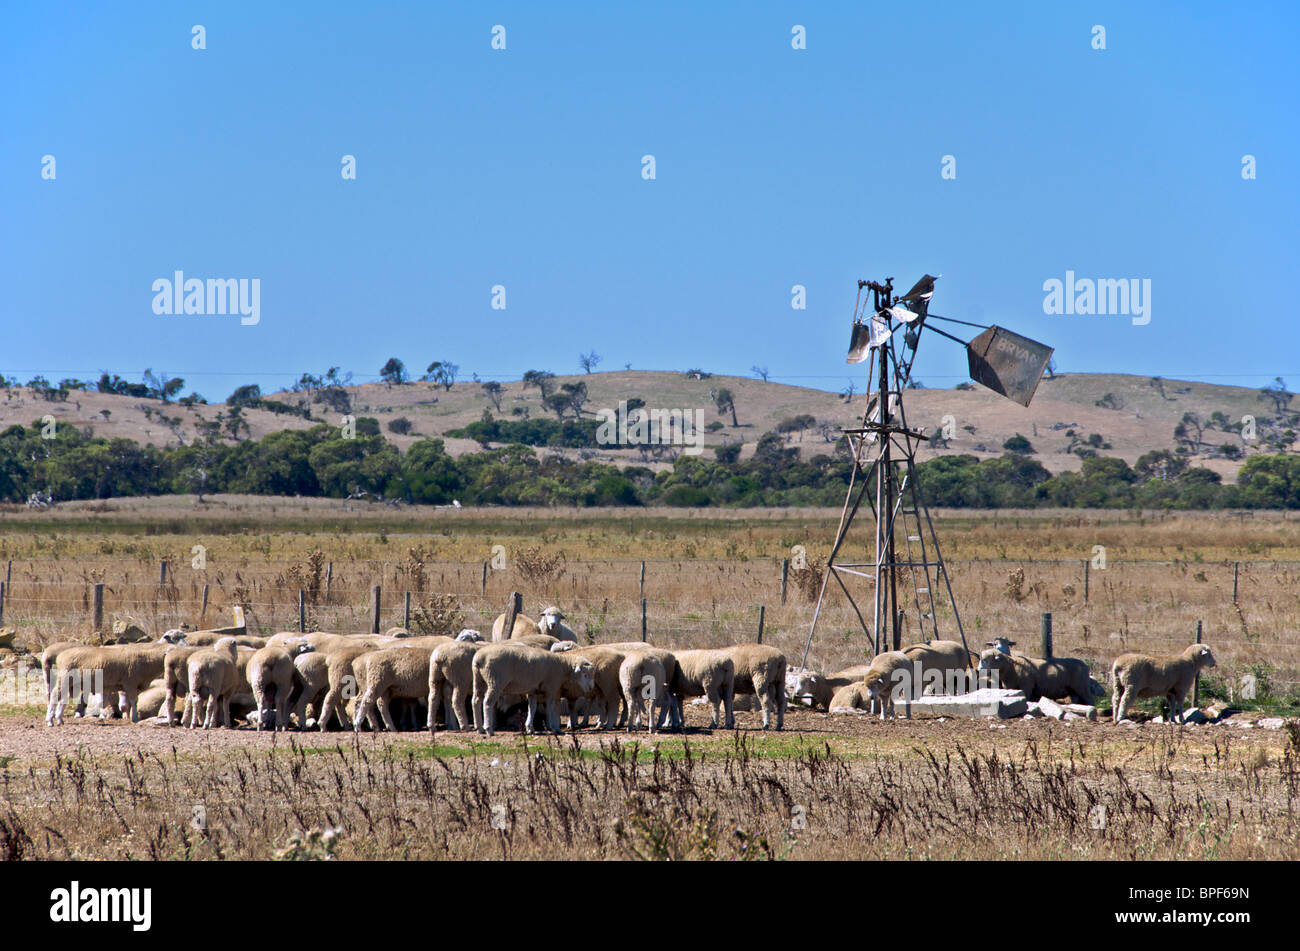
[799,275,1054,667]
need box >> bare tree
[751,365,770,382]
[579,351,602,374]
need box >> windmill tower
[799,275,1054,667]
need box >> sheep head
[456,629,484,643]
[160,629,188,645]
[1189,644,1216,669]
[788,669,823,703]
[538,608,565,634]
[571,659,596,695]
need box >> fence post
[298,590,306,632]
[1083,559,1089,603]
[640,598,647,642]
[370,585,381,634]
[159,561,168,586]
[325,562,333,602]
[200,583,209,625]
[1040,612,1052,659]
[639,561,646,599]
[481,561,488,595]
[404,591,412,630]
[1194,619,1203,707]
[4,560,10,586]
[0,581,5,625]
[757,604,765,643]
[780,559,789,605]
[503,591,522,640]
[93,583,104,632]
[1232,562,1239,603]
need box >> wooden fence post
[1233,562,1239,603]
[503,591,522,640]
[780,559,789,605]
[159,561,168,586]
[1083,559,1089,603]
[298,590,307,632]
[0,581,5,625]
[325,562,333,602]
[370,585,381,634]
[404,591,412,630]
[1040,612,1052,659]
[92,583,104,632]
[481,561,488,595]
[640,598,648,642]
[200,583,209,625]
[1194,619,1203,707]
[757,605,765,643]
[639,561,646,599]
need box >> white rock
[1257,717,1287,730]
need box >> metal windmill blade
[966,326,1055,407]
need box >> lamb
[186,638,240,729]
[788,664,873,711]
[721,643,787,730]
[668,649,735,729]
[46,642,172,726]
[537,607,579,643]
[471,642,596,736]
[1111,644,1216,723]
[860,651,913,720]
[353,642,447,732]
[977,649,1097,704]
[248,646,303,731]
[428,640,483,732]
[491,612,539,641]
[619,652,668,734]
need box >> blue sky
[3,1,1297,402]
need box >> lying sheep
[977,649,1096,705]
[471,642,596,736]
[787,664,873,711]
[668,649,735,729]
[537,607,579,643]
[1112,644,1216,723]
[186,638,240,729]
[249,646,300,731]
[722,643,787,730]
[353,642,446,732]
[620,652,668,734]
[135,678,171,720]
[828,682,872,713]
[46,642,172,725]
[491,611,539,641]
[428,640,483,732]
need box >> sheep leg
[776,680,786,731]
[124,685,140,723]
[724,683,736,729]
[524,696,537,734]
[482,686,497,736]
[546,695,561,734]
[377,693,398,732]
[1168,690,1184,724]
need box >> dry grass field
[2,498,1299,860]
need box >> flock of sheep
[38,602,1218,733]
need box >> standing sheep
[46,642,172,726]
[1112,644,1216,723]
[861,651,913,720]
[977,649,1097,704]
[721,643,787,730]
[186,638,240,730]
[428,640,483,732]
[292,649,331,728]
[619,652,668,734]
[668,649,735,730]
[248,645,302,731]
[471,642,595,736]
[601,643,680,729]
[353,642,446,732]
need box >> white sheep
[601,643,680,729]
[861,651,913,720]
[248,646,300,731]
[1112,644,1216,723]
[186,638,241,729]
[668,649,735,729]
[46,642,172,725]
[428,640,483,732]
[537,607,579,643]
[721,643,787,730]
[292,649,331,728]
[353,641,449,732]
[787,664,873,711]
[316,644,379,731]
[619,652,668,734]
[491,611,539,641]
[977,648,1097,704]
[828,682,873,713]
[471,642,596,736]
